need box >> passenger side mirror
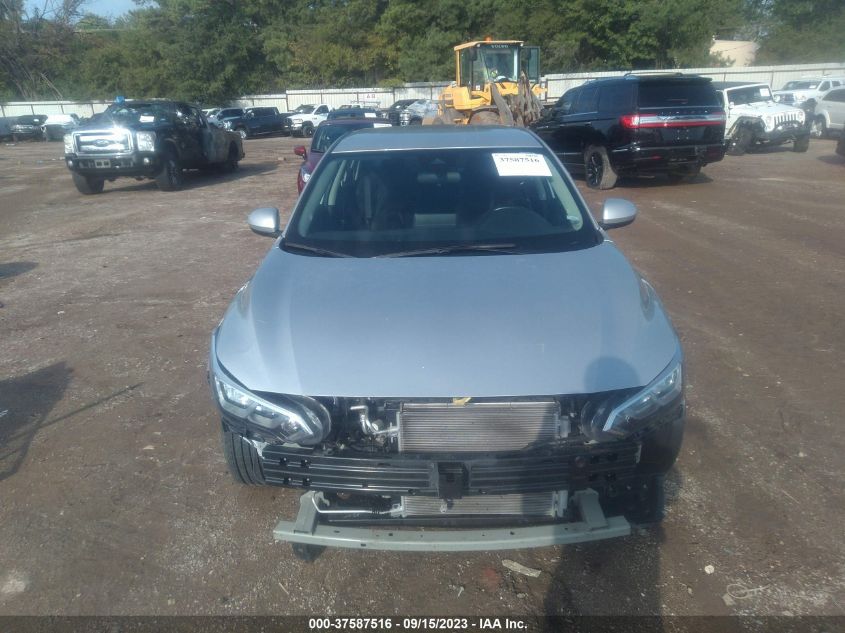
[294,145,307,159]
[599,198,637,230]
[247,207,281,237]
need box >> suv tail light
[620,110,726,129]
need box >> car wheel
[236,127,248,140]
[727,126,753,156]
[792,134,810,152]
[303,123,314,137]
[221,142,239,173]
[221,428,266,485]
[809,117,826,139]
[155,150,184,191]
[71,172,105,195]
[583,145,618,190]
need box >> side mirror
[599,198,637,230]
[294,145,307,159]
[247,207,281,237]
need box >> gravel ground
[0,134,843,617]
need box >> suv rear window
[637,81,720,108]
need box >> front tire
[727,126,753,156]
[302,123,314,137]
[221,143,239,173]
[792,134,810,152]
[72,172,105,194]
[584,145,618,189]
[810,117,827,139]
[155,150,183,191]
[221,429,266,485]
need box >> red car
[295,118,390,193]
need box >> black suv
[532,74,727,188]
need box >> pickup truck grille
[398,401,562,453]
[74,130,132,155]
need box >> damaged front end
[210,333,683,555]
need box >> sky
[26,0,138,19]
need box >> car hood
[215,241,679,398]
[730,101,802,115]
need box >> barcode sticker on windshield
[139,115,155,123]
[492,153,552,177]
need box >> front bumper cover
[65,152,161,177]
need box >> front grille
[398,401,562,453]
[259,441,639,495]
[74,130,132,155]
[401,492,556,517]
[773,112,801,127]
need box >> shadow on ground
[94,160,280,194]
[0,261,37,281]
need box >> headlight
[223,120,233,129]
[209,337,330,446]
[300,167,311,183]
[136,131,156,152]
[796,110,805,122]
[582,348,684,441]
[63,133,74,154]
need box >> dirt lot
[0,134,843,617]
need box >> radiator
[397,400,562,453]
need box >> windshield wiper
[378,243,518,258]
[283,241,351,258]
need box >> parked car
[202,108,222,119]
[399,99,438,125]
[326,107,380,120]
[220,106,286,139]
[209,125,685,560]
[774,76,845,107]
[283,104,332,137]
[293,118,391,193]
[64,100,244,194]
[41,113,80,141]
[532,73,726,188]
[810,86,845,138]
[8,114,48,141]
[714,82,809,155]
[210,107,245,126]
[385,98,417,126]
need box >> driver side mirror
[599,198,637,230]
[247,207,281,237]
[294,145,307,159]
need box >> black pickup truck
[219,106,287,139]
[64,100,245,194]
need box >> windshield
[726,85,773,105]
[285,147,596,257]
[295,105,315,114]
[103,103,174,124]
[783,81,818,90]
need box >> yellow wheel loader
[431,39,545,127]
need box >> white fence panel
[5,63,845,117]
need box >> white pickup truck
[283,104,332,137]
